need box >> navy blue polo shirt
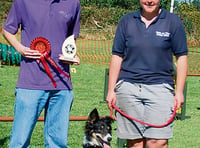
[112,9,188,86]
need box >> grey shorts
[115,80,175,140]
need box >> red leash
[110,103,177,128]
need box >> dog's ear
[105,116,114,125]
[88,108,99,123]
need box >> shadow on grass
[175,116,191,120]
[184,116,191,119]
[0,136,9,147]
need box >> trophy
[59,34,78,63]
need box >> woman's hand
[174,91,184,109]
[106,90,116,111]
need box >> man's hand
[59,55,80,65]
[20,46,41,59]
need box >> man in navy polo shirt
[3,0,80,147]
[106,0,188,147]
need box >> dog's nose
[107,137,112,142]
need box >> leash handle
[110,103,177,128]
[110,107,114,118]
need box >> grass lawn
[0,64,200,148]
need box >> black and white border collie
[83,108,114,148]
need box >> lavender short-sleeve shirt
[3,0,81,90]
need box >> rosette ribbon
[30,37,70,88]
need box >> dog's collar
[96,135,110,147]
[83,143,102,148]
[83,136,103,148]
[83,135,111,148]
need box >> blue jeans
[9,88,74,148]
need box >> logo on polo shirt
[59,11,68,18]
[156,31,170,37]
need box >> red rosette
[30,37,70,88]
[30,37,51,54]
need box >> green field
[0,64,200,148]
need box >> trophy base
[59,56,78,63]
